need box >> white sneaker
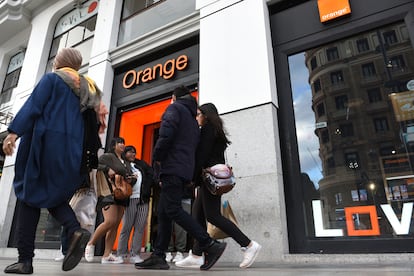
[239,240,262,268]
[129,254,143,264]
[54,252,65,261]
[101,253,124,264]
[172,251,184,262]
[165,252,173,262]
[84,244,95,262]
[175,250,204,268]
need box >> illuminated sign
[317,0,351,23]
[312,200,413,237]
[389,91,414,122]
[122,55,189,90]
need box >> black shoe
[4,262,33,274]
[134,254,169,270]
[96,195,114,211]
[62,228,91,271]
[200,240,227,270]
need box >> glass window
[310,56,317,70]
[313,79,321,92]
[373,117,389,132]
[335,95,348,110]
[288,21,414,245]
[118,0,196,45]
[357,38,369,52]
[367,88,382,103]
[1,52,25,107]
[326,47,339,61]
[362,63,376,77]
[330,71,344,84]
[47,15,97,72]
[316,102,325,116]
[383,30,398,45]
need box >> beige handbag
[207,200,238,239]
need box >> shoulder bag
[202,164,236,195]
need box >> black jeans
[154,175,211,257]
[192,184,250,256]
[16,200,80,263]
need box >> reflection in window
[362,63,376,78]
[326,47,339,61]
[383,30,398,45]
[357,38,369,53]
[121,0,163,19]
[374,117,389,132]
[289,22,414,240]
[1,52,24,107]
[330,71,344,84]
[335,95,348,110]
[367,88,382,103]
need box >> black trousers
[154,175,212,258]
[192,184,250,256]
[16,200,80,263]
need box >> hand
[2,133,18,156]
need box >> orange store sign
[312,200,413,237]
[317,0,351,23]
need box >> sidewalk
[1,257,414,275]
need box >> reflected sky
[289,53,323,189]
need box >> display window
[271,0,414,253]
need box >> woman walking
[176,103,261,269]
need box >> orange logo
[317,0,351,23]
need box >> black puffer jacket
[152,96,199,181]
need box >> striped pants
[117,197,149,256]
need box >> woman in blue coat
[2,48,101,274]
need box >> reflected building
[305,22,414,232]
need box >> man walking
[135,86,226,271]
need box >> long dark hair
[199,103,231,146]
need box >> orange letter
[152,63,163,79]
[141,68,153,83]
[344,205,380,236]
[176,55,188,71]
[123,70,136,89]
[163,59,175,79]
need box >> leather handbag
[112,174,133,200]
[202,164,236,195]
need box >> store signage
[122,55,189,90]
[389,91,414,122]
[55,0,99,37]
[317,0,351,23]
[407,80,414,91]
[312,200,413,237]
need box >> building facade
[0,0,413,265]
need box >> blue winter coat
[8,73,84,208]
[152,97,199,181]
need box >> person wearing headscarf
[2,48,104,274]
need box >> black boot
[4,262,33,274]
[200,240,227,270]
[62,228,91,271]
[135,254,169,270]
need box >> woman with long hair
[84,137,135,264]
[176,103,261,269]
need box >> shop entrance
[116,91,198,252]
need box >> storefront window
[289,21,414,241]
[118,0,196,45]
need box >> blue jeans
[154,175,211,257]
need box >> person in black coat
[136,86,226,271]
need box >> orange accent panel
[317,0,351,23]
[344,206,380,236]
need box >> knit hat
[173,85,190,98]
[54,48,82,70]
